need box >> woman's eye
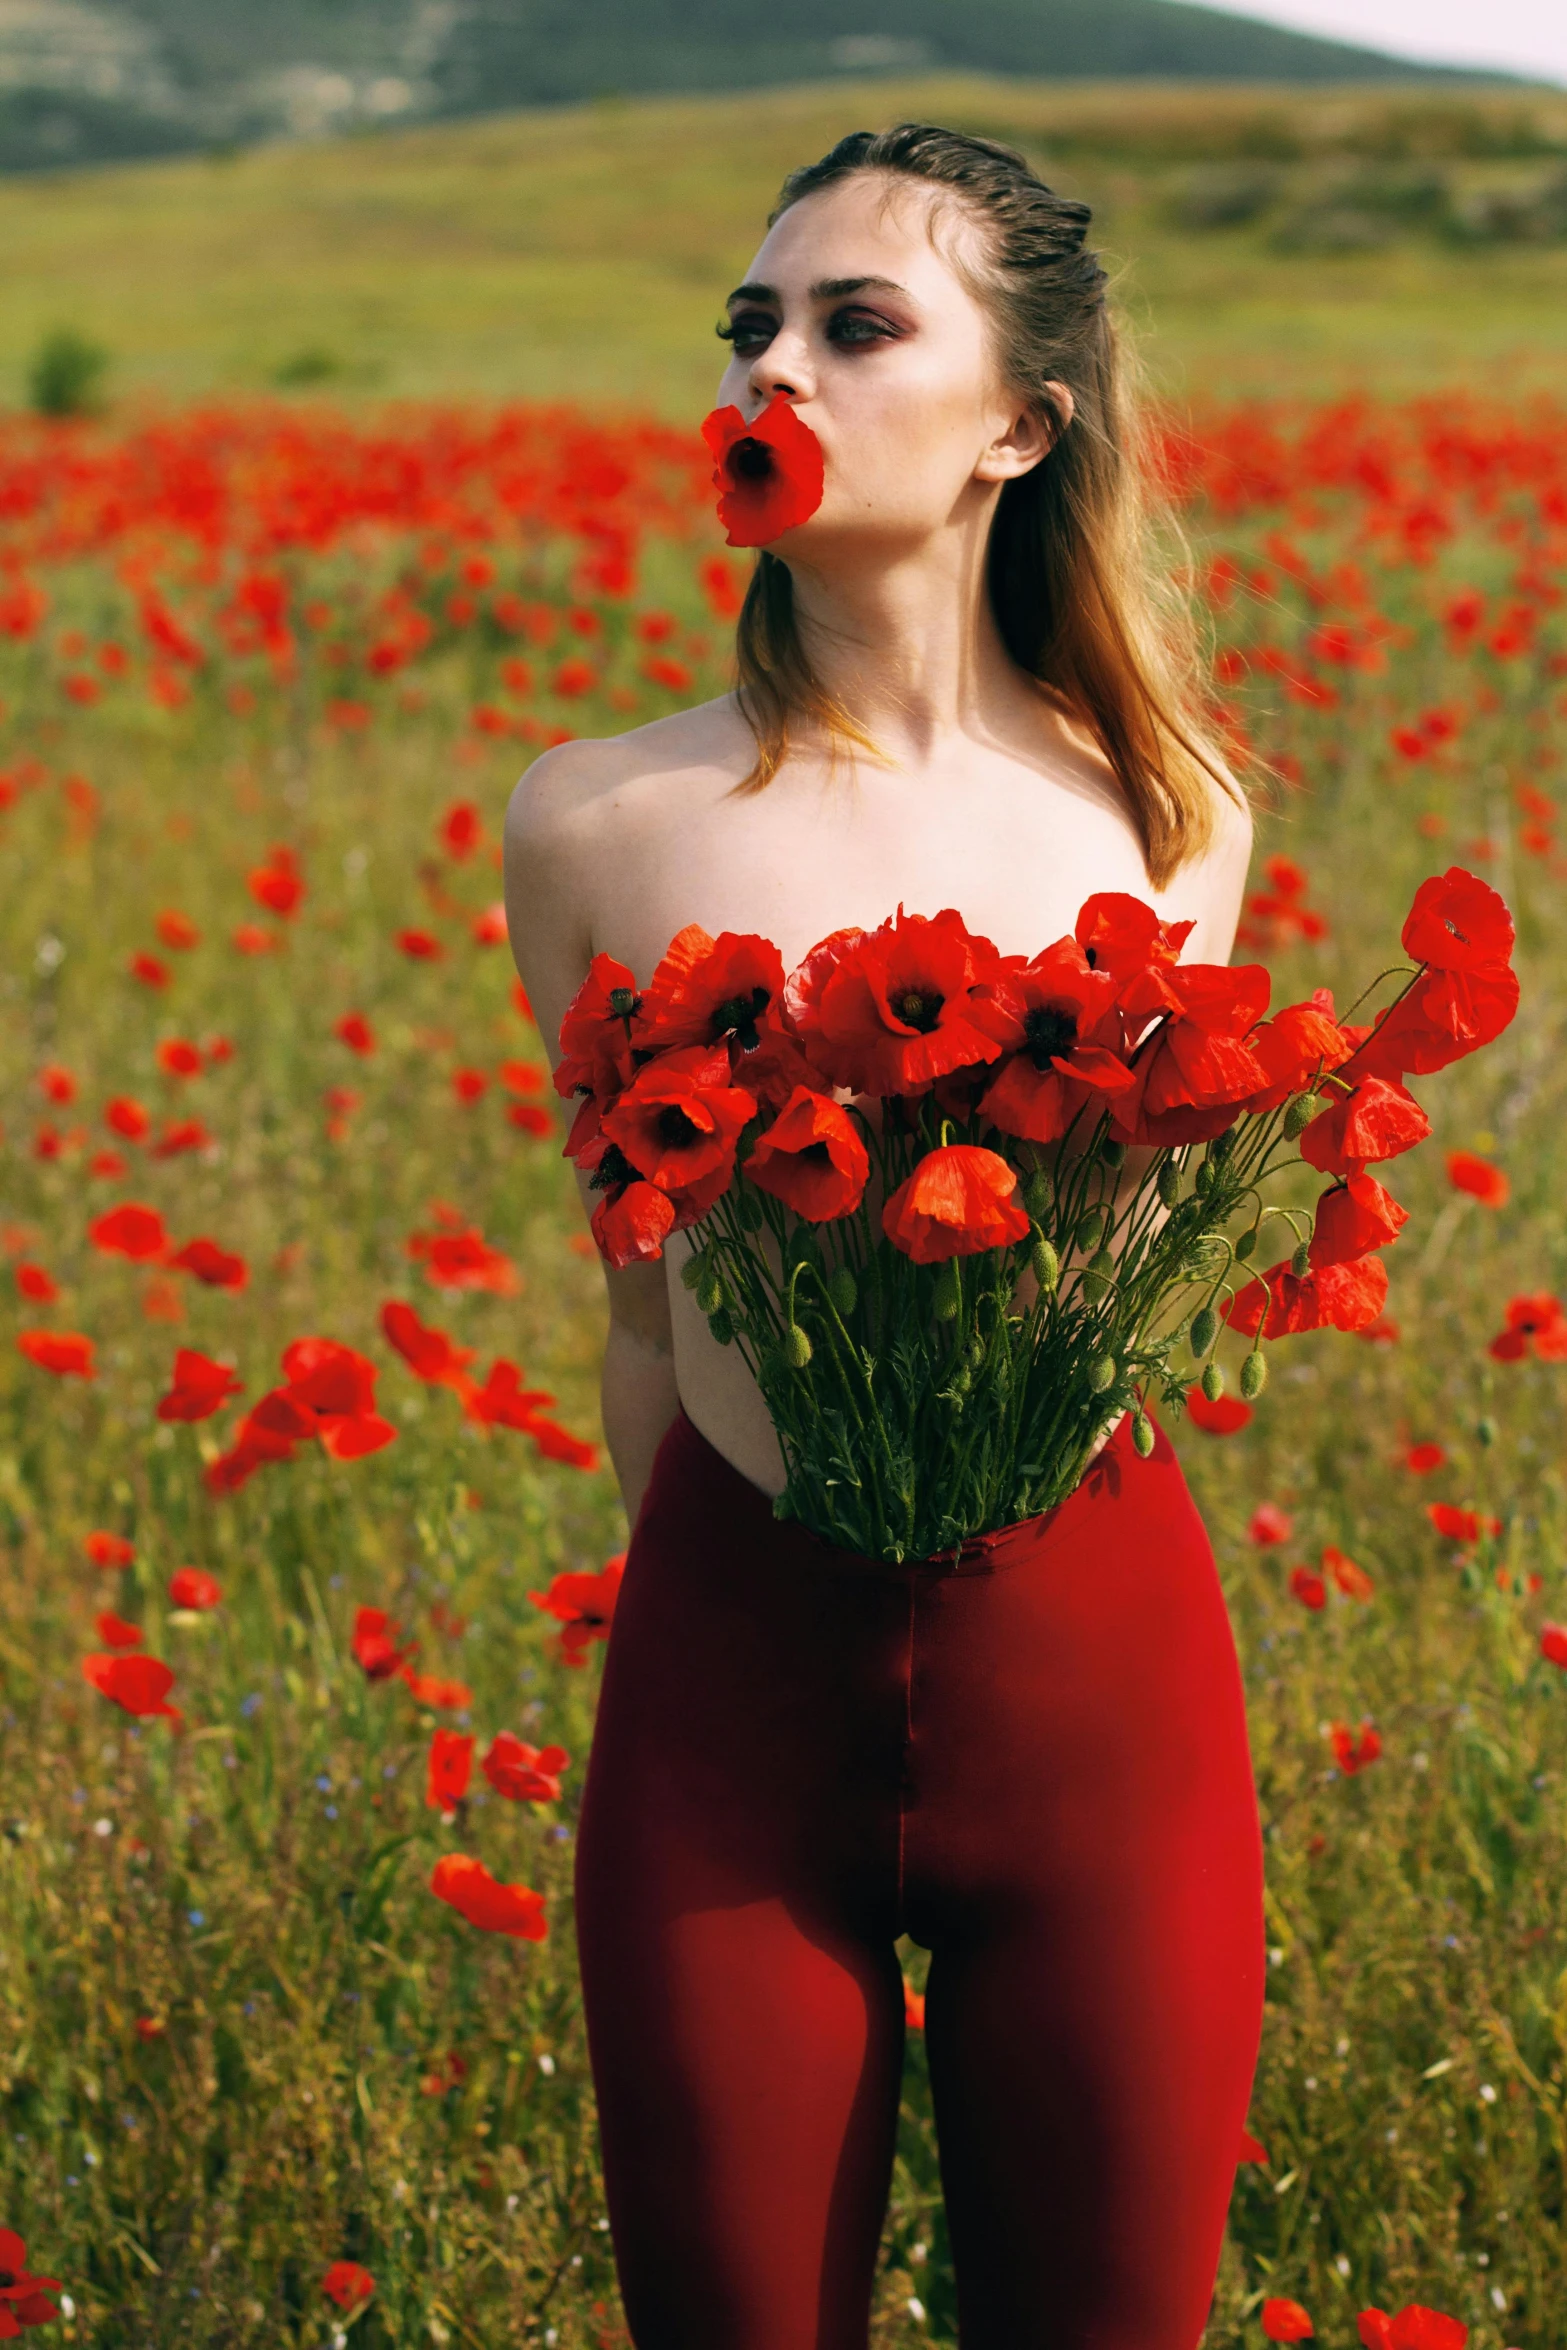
[827,310,898,347]
[722,313,776,354]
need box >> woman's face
[717,173,1047,558]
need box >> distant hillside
[0,0,1503,174]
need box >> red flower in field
[168,1237,248,1289]
[151,1119,211,1158]
[601,1046,756,1211]
[1224,1255,1389,1339]
[1249,1504,1293,1545]
[451,1067,488,1105]
[550,656,596,698]
[426,1728,474,1812]
[401,1668,473,1711]
[978,939,1134,1143]
[85,1530,134,1569]
[17,1330,95,1378]
[634,926,787,1060]
[1488,1292,1567,1361]
[499,1059,543,1096]
[95,1609,143,1649]
[231,924,277,955]
[157,1348,244,1422]
[440,800,482,859]
[883,1145,1030,1264]
[133,2015,165,2040]
[1288,1566,1326,1611]
[1324,1545,1374,1601]
[335,1011,375,1056]
[90,1150,128,1180]
[1401,866,1513,972]
[1539,1625,1567,1670]
[320,2262,375,2311]
[1404,1441,1446,1473]
[1426,1502,1501,1542]
[482,1733,569,1803]
[279,1337,396,1457]
[249,847,304,919]
[89,1202,169,1261]
[202,1034,235,1068]
[409,1224,520,1295]
[1357,2308,1467,2350]
[169,1568,221,1610]
[156,909,200,951]
[1298,1077,1430,1178]
[1184,1388,1253,1435]
[746,1086,870,1221]
[82,1652,180,1724]
[784,908,1008,1098]
[526,1414,600,1471]
[397,928,443,960]
[461,1357,552,1430]
[141,1275,184,1325]
[430,1853,548,1941]
[1308,1173,1408,1268]
[0,2228,61,2331]
[1236,993,1350,1112]
[530,1556,624,1665]
[129,952,169,989]
[1262,2303,1314,2344]
[1111,961,1272,1147]
[472,902,508,946]
[14,1263,57,1304]
[352,1606,415,1681]
[702,392,825,547]
[1445,1150,1508,1208]
[381,1300,476,1389]
[1350,956,1518,1082]
[1330,1721,1381,1775]
[37,1063,75,1104]
[106,1095,150,1141]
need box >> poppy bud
[1194,1158,1216,1198]
[1132,1411,1155,1458]
[784,1323,812,1369]
[608,987,636,1020]
[1211,1128,1237,1162]
[1076,1205,1107,1252]
[1101,1138,1127,1172]
[949,1365,973,1400]
[827,1264,857,1317]
[1157,1159,1183,1207]
[1284,1090,1325,1138]
[1023,1168,1052,1218]
[1201,1359,1225,1403]
[1190,1305,1218,1358]
[1030,1234,1059,1294]
[679,1250,708,1292]
[1082,1246,1114,1302]
[1477,1414,1497,1447]
[1240,1347,1267,1400]
[1234,1225,1258,1263]
[695,1269,724,1316]
[933,1262,961,1322]
[1089,1355,1117,1394]
[708,1306,735,1346]
[1291,1239,1311,1278]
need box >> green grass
[0,75,1566,414]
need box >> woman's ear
[975,381,1075,484]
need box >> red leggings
[573,1407,1264,2348]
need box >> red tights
[573,1407,1264,2348]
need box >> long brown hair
[728,123,1242,889]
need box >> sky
[1196,0,1567,85]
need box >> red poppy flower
[151,1119,211,1158]
[1298,1076,1430,1176]
[401,1667,473,1711]
[482,1733,569,1802]
[280,1337,397,1457]
[430,1853,548,1940]
[320,2262,375,2311]
[249,849,304,919]
[1404,1441,1446,1474]
[397,928,443,960]
[529,1556,624,1665]
[37,1063,75,1104]
[1308,1173,1408,1268]
[1237,990,1353,1113]
[129,951,169,989]
[381,1301,476,1389]
[1324,1545,1374,1601]
[1185,1388,1253,1434]
[702,391,825,547]
[14,1263,57,1303]
[426,1728,474,1812]
[1488,1292,1567,1361]
[232,923,277,955]
[555,950,642,1143]
[1401,866,1513,972]
[335,1012,375,1055]
[1225,1255,1388,1338]
[0,2230,61,2331]
[89,1202,169,1261]
[1262,2299,1315,2342]
[141,1275,184,1326]
[17,1329,95,1378]
[499,1059,543,1096]
[85,1530,134,1568]
[351,1605,415,1681]
[440,800,482,859]
[1446,1150,1508,1208]
[168,1237,248,1289]
[1349,958,1518,1081]
[1288,1566,1326,1611]
[461,1357,553,1429]
[157,1348,244,1422]
[526,1416,600,1471]
[978,939,1134,1143]
[746,1086,870,1221]
[1111,962,1271,1147]
[90,1149,128,1180]
[601,1046,756,1209]
[1249,1504,1293,1545]
[1426,1502,1501,1542]
[452,1068,489,1105]
[1074,892,1193,980]
[1540,1625,1567,1670]
[1330,1721,1381,1775]
[95,1609,143,1649]
[634,925,787,1059]
[784,908,1008,1098]
[156,908,200,950]
[882,1145,1030,1264]
[81,1652,181,1723]
[1356,2306,1467,2350]
[169,1567,222,1610]
[106,1095,150,1141]
[410,1225,520,1295]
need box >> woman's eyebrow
[723,274,911,308]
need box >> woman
[505,124,1263,2350]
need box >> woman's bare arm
[503,743,681,1529]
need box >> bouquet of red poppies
[556,871,1517,1562]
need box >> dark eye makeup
[716,306,904,355]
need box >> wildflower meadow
[1,385,1565,2349]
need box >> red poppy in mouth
[701,392,825,547]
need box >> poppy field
[1,386,1566,2348]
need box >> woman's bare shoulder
[504,693,753,866]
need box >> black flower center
[714,986,770,1051]
[1024,1004,1079,1068]
[797,1141,833,1169]
[657,1104,703,1149]
[895,988,944,1033]
[731,439,773,483]
[589,1142,636,1194]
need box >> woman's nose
[748,330,814,412]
